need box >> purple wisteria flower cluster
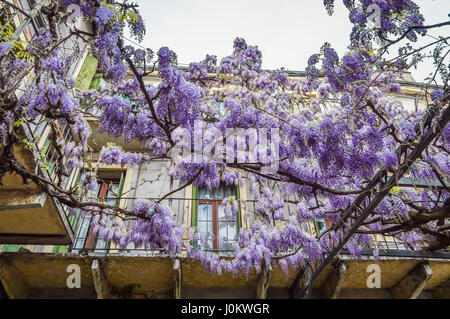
[0,0,448,278]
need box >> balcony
[0,118,78,245]
[0,1,83,245]
[1,195,449,298]
[65,196,418,254]
[81,97,143,152]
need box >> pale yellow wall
[182,185,192,241]
[238,179,249,230]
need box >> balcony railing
[0,0,47,43]
[21,115,80,236]
[67,197,413,256]
[82,103,102,118]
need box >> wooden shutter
[236,184,242,230]
[191,185,198,227]
[2,245,22,252]
[117,172,125,200]
[89,73,103,90]
[75,56,99,90]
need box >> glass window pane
[218,221,238,250]
[198,184,236,200]
[218,205,237,221]
[223,240,236,251]
[95,238,107,251]
[86,183,100,200]
[224,185,236,198]
[108,183,120,198]
[198,204,212,220]
[218,205,226,220]
[218,101,227,118]
[227,222,237,241]
[198,187,214,200]
[215,185,236,200]
[198,221,208,234]
[73,215,91,251]
[216,187,224,200]
[316,218,327,235]
[105,181,120,205]
[219,223,228,239]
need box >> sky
[128,0,450,83]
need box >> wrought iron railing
[0,0,47,43]
[67,197,412,256]
[21,115,80,236]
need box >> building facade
[0,0,449,299]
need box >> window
[80,72,102,115]
[192,183,241,252]
[1,245,23,252]
[314,218,327,236]
[315,217,334,236]
[123,95,138,111]
[27,0,46,30]
[72,172,125,253]
[39,121,75,179]
[53,169,84,254]
[202,100,228,121]
[216,101,228,119]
